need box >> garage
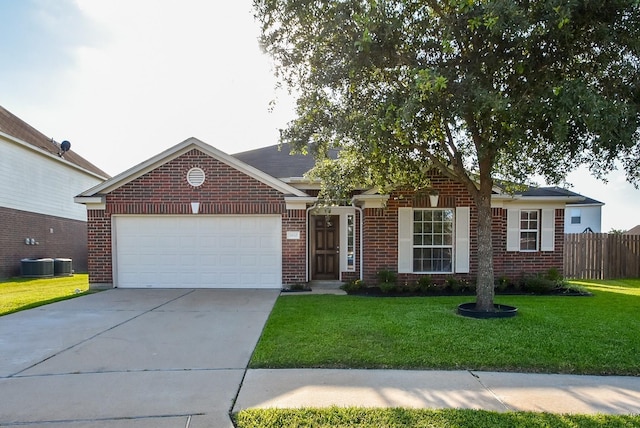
[113,215,282,288]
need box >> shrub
[460,279,475,293]
[377,269,397,284]
[544,268,568,288]
[445,276,462,293]
[545,267,563,283]
[522,274,556,294]
[379,282,397,293]
[340,279,365,292]
[495,275,509,292]
[404,281,420,293]
[417,275,434,293]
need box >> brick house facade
[0,105,109,278]
[77,138,579,289]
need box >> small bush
[522,274,556,294]
[340,279,365,292]
[445,276,462,293]
[377,269,397,284]
[495,275,509,292]
[460,279,475,293]
[545,267,563,284]
[404,281,420,293]
[417,275,434,293]
[379,282,397,293]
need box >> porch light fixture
[429,190,439,207]
[191,202,200,214]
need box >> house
[75,137,585,289]
[0,105,109,278]
[560,189,603,233]
[624,225,640,235]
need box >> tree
[254,0,640,311]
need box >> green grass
[250,279,640,375]
[235,407,640,427]
[0,274,91,316]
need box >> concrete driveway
[0,288,280,427]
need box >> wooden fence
[564,233,640,279]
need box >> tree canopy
[255,0,640,310]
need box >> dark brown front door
[311,215,340,280]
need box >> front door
[311,215,340,280]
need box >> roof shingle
[0,105,109,178]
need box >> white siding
[564,205,602,233]
[0,139,103,221]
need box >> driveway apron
[0,288,279,427]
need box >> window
[346,214,355,271]
[570,208,581,224]
[412,209,454,273]
[520,210,539,251]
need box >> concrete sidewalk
[234,369,640,415]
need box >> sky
[1,0,639,232]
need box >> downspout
[305,204,316,283]
[352,203,364,281]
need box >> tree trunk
[474,186,495,311]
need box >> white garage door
[113,215,282,288]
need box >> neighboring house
[555,188,603,234]
[0,106,109,278]
[624,225,640,235]
[76,138,584,289]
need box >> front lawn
[250,279,640,375]
[0,274,91,316]
[235,407,640,428]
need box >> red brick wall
[282,209,307,284]
[87,149,306,286]
[492,208,565,280]
[0,207,88,278]
[361,174,565,285]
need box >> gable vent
[186,167,206,187]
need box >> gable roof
[624,225,640,235]
[527,186,603,206]
[76,137,308,201]
[233,143,339,180]
[0,105,110,179]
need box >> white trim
[540,209,555,251]
[397,208,413,274]
[506,209,520,252]
[77,137,308,198]
[455,207,470,273]
[337,208,357,273]
[492,196,582,208]
[285,196,318,210]
[351,194,390,209]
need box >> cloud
[41,0,295,174]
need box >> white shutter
[455,207,470,273]
[397,208,413,273]
[506,209,520,252]
[540,209,555,251]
